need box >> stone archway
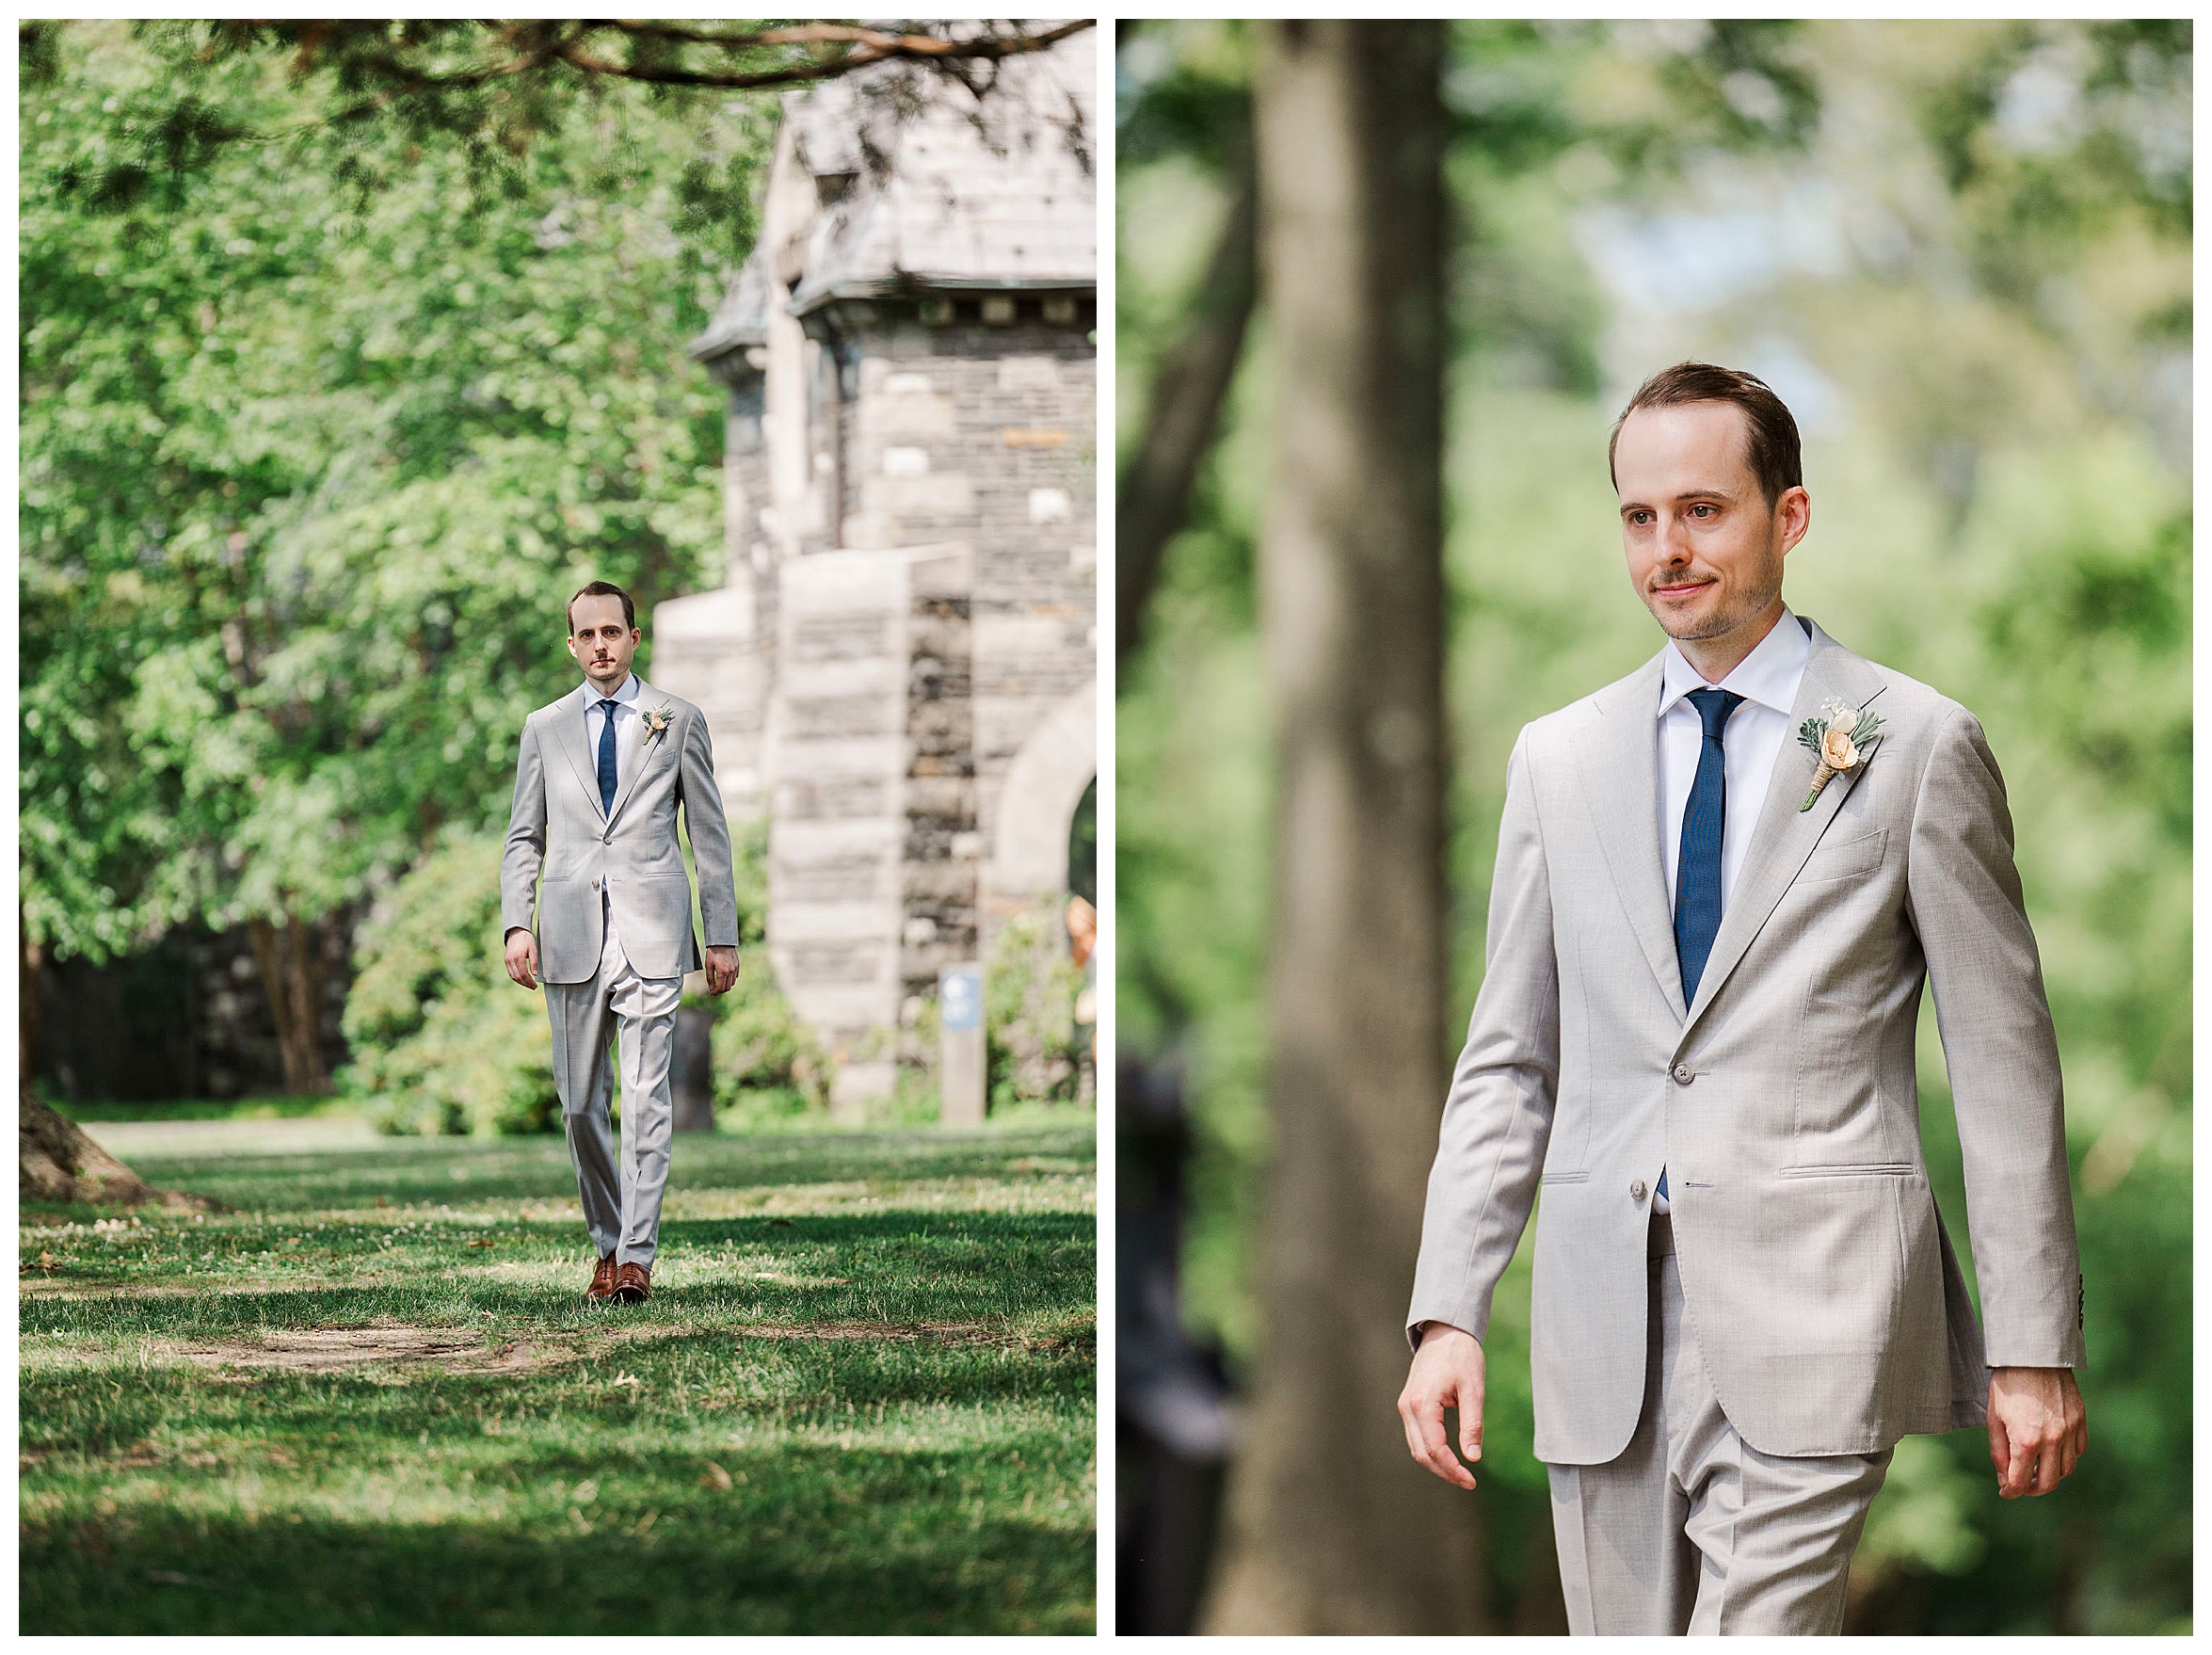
[986,681,1097,940]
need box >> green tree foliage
[18,18,1091,230]
[22,23,746,973]
[1118,18,2188,1634]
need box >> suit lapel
[1573,652,1688,1019]
[1677,619,1887,1041]
[550,685,606,823]
[605,678,672,828]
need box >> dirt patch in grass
[29,1319,1040,1377]
[172,1327,547,1373]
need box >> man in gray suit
[1397,363,2088,1634]
[502,581,742,1305]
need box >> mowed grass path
[21,1117,1096,1634]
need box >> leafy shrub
[707,949,829,1114]
[696,816,828,1116]
[344,816,833,1134]
[985,896,1089,1109]
[340,832,559,1136]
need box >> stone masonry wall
[822,296,1098,956]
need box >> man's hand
[504,926,539,991]
[1988,1365,2087,1498]
[704,945,741,996]
[1397,1322,1485,1489]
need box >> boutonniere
[1797,699,1884,811]
[642,703,675,745]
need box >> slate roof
[689,254,773,361]
[691,24,1095,367]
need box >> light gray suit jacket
[500,678,741,985]
[1407,619,2084,1463]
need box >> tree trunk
[19,1083,215,1210]
[247,913,331,1096]
[19,911,212,1211]
[1200,22,1484,1633]
[672,1000,717,1133]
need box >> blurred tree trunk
[19,907,209,1211]
[1200,21,1484,1634]
[248,913,330,1096]
[672,1000,717,1132]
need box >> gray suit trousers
[1549,1214,1893,1635]
[546,915,681,1269]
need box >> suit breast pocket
[1796,827,1887,887]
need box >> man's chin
[1643,598,1723,642]
[1648,596,1764,645]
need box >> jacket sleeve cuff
[1405,1290,1493,1355]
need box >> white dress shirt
[581,673,645,969]
[582,671,644,795]
[1657,607,1811,911]
[1653,607,1809,1212]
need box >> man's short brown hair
[1608,362,1803,508]
[567,580,636,634]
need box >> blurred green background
[1117,19,2188,1633]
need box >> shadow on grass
[24,1498,1090,1633]
[24,1210,1096,1340]
[24,1339,1095,1464]
[77,1125,1097,1214]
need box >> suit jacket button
[1630,1180,1648,1202]
[1673,1064,1694,1085]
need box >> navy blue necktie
[1665,686,1742,1205]
[596,698,619,816]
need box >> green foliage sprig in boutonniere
[1797,699,1883,811]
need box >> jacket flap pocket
[1797,827,1887,885]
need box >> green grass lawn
[21,1113,1097,1633]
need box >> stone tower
[655,27,1098,1115]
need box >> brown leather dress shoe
[585,1251,619,1302]
[613,1261,651,1304]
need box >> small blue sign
[939,964,984,1031]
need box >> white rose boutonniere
[1796,699,1883,811]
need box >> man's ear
[1777,485,1812,556]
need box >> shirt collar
[584,673,638,709]
[1657,605,1809,720]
